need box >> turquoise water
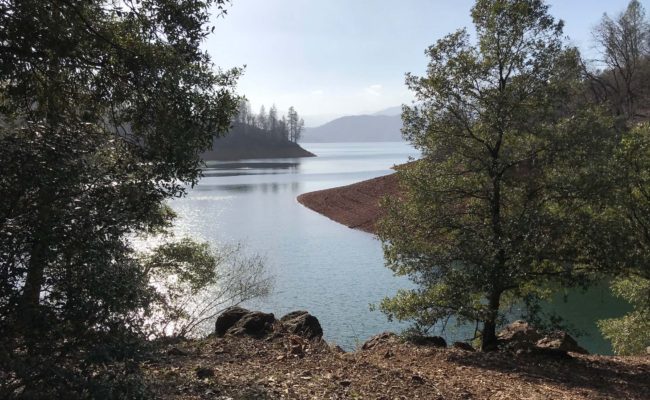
[170,142,626,353]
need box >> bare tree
[142,239,273,338]
[590,0,650,119]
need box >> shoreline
[297,172,398,234]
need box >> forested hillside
[202,122,315,161]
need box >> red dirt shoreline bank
[297,173,399,234]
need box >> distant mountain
[300,114,403,143]
[202,123,315,161]
[372,106,402,116]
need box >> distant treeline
[235,100,305,143]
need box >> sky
[205,0,648,126]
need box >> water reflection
[170,143,421,350]
[192,181,302,194]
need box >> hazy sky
[205,0,646,126]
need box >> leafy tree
[0,0,244,396]
[377,0,614,351]
[598,277,650,355]
[594,122,650,355]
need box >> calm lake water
[170,142,627,353]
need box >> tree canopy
[0,0,248,396]
[378,0,617,350]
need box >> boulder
[214,306,250,336]
[227,311,276,338]
[536,331,589,354]
[215,307,276,338]
[361,332,398,350]
[497,320,543,349]
[280,311,323,339]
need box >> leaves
[378,0,616,348]
[0,0,242,396]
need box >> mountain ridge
[301,114,403,143]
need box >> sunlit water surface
[166,142,626,353]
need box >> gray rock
[361,332,398,350]
[280,310,323,339]
[227,311,275,338]
[536,331,589,354]
[214,306,250,336]
[497,320,543,349]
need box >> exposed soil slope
[146,334,650,399]
[297,173,399,233]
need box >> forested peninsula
[203,102,314,161]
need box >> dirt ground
[145,334,650,400]
[297,173,399,233]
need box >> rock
[227,311,276,338]
[497,320,543,349]
[195,367,214,379]
[280,310,323,339]
[452,341,476,352]
[214,306,250,336]
[536,331,589,354]
[646,346,650,355]
[361,332,398,350]
[407,335,447,348]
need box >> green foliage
[594,123,650,355]
[0,0,242,397]
[598,277,650,355]
[378,0,616,350]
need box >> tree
[598,277,650,355]
[377,0,614,351]
[0,0,244,395]
[268,104,279,134]
[287,106,303,142]
[143,240,272,339]
[237,99,252,125]
[257,105,268,130]
[595,122,650,355]
[589,0,650,119]
[279,115,289,141]
[296,117,305,142]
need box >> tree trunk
[481,290,502,351]
[19,186,54,332]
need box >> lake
[170,142,626,353]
